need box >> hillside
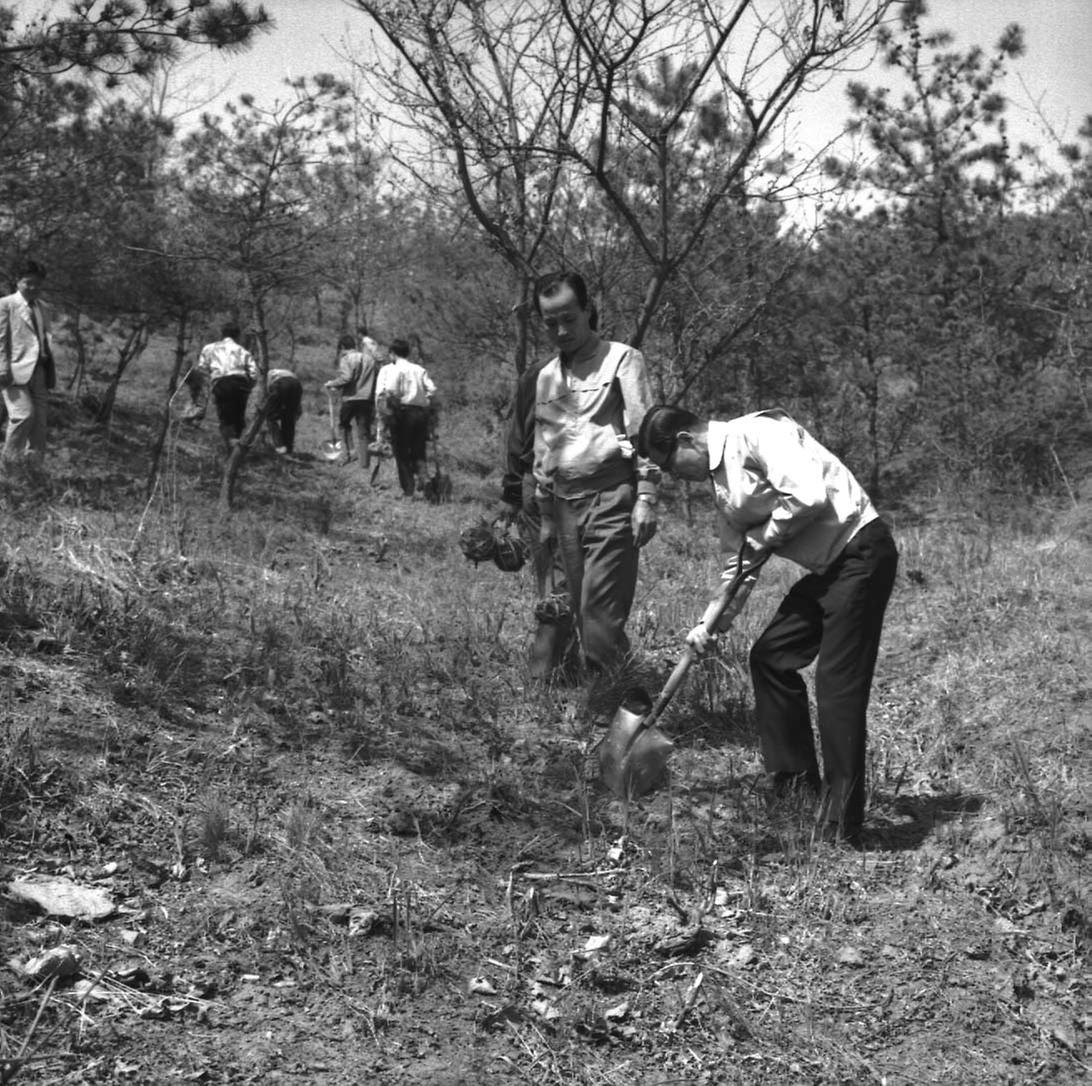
[1,360,1089,1085]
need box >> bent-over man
[266,366,303,456]
[637,404,899,844]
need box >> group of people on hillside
[2,258,898,844]
[496,270,899,846]
[325,333,439,496]
[183,324,438,498]
[0,259,439,501]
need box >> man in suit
[0,259,56,465]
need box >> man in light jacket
[532,271,659,679]
[0,259,56,465]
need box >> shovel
[322,388,344,462]
[599,553,768,798]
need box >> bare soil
[2,396,1089,1085]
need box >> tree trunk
[67,310,88,395]
[513,277,532,376]
[95,320,150,427]
[146,312,191,498]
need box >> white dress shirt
[702,409,877,631]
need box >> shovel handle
[326,387,339,440]
[640,551,768,734]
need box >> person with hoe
[0,259,56,468]
[375,337,437,498]
[191,322,260,457]
[326,332,380,471]
[636,404,899,844]
[531,271,659,685]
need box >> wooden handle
[640,552,768,734]
[326,388,338,438]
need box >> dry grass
[0,372,1089,1083]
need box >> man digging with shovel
[635,404,898,845]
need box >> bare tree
[349,0,894,368]
[350,0,597,371]
[180,76,359,510]
[181,76,358,375]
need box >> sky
[177,0,1091,149]
[144,0,1091,225]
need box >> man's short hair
[390,338,410,358]
[16,259,46,281]
[534,271,589,316]
[221,323,242,341]
[637,404,701,461]
[338,334,357,351]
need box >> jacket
[0,290,55,389]
[195,337,259,387]
[329,345,378,402]
[532,338,660,500]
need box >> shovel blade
[599,705,673,798]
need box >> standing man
[375,337,437,498]
[532,271,659,679]
[326,333,379,471]
[0,259,56,466]
[636,404,899,844]
[265,366,303,456]
[192,323,259,456]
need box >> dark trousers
[340,399,374,468]
[553,480,638,673]
[212,375,252,446]
[519,475,573,678]
[749,518,898,832]
[266,376,302,452]
[390,404,430,495]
